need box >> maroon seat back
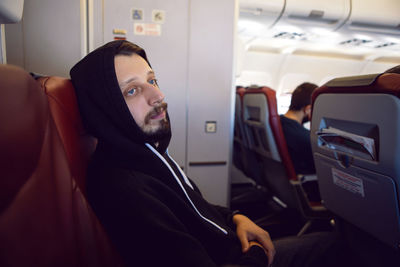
[0,65,122,267]
[242,86,298,206]
[233,86,248,173]
[38,76,97,194]
[242,86,328,218]
[234,86,247,147]
[310,72,400,248]
[262,88,297,181]
[242,86,297,178]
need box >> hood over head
[70,40,171,170]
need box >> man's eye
[149,79,158,86]
[127,88,136,96]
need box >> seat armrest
[297,174,318,183]
[290,180,332,219]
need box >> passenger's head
[114,42,169,139]
[70,40,171,149]
[289,82,318,111]
[289,82,318,123]
[384,65,400,74]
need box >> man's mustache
[145,102,168,123]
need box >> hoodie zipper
[145,143,228,235]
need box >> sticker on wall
[152,9,165,24]
[131,8,144,21]
[134,23,161,36]
[112,28,127,40]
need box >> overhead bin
[238,0,285,36]
[341,0,400,35]
[274,0,350,31]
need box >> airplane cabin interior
[1,0,400,266]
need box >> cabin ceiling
[238,0,400,60]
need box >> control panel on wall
[205,121,217,133]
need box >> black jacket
[280,115,315,174]
[70,40,267,267]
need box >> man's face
[115,54,169,139]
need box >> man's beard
[141,102,171,142]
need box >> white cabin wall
[186,0,236,206]
[280,54,365,87]
[0,0,24,64]
[4,0,85,77]
[236,51,281,88]
[98,0,190,170]
[3,21,23,66]
[91,0,103,52]
[0,25,5,63]
[360,61,398,74]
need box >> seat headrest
[312,73,400,106]
[0,64,48,212]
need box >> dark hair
[289,82,318,111]
[109,40,152,67]
[384,65,400,74]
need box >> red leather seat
[311,72,400,248]
[244,86,297,179]
[242,86,329,235]
[0,64,122,266]
[310,72,400,264]
[234,86,261,181]
[243,87,293,201]
[37,76,96,193]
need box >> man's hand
[233,214,275,266]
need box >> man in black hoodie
[70,40,340,267]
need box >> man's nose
[147,84,165,106]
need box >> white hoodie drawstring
[145,143,228,235]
